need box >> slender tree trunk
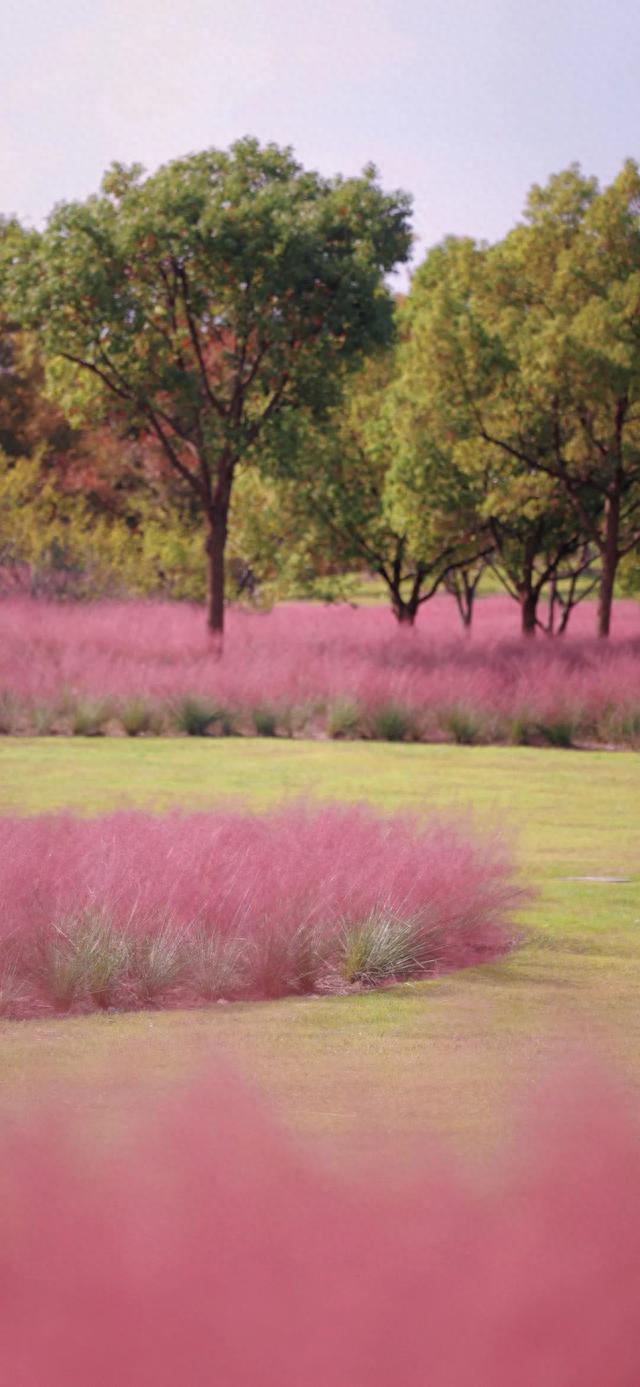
[597,492,620,638]
[520,589,538,636]
[459,572,477,631]
[205,506,228,637]
[547,574,557,636]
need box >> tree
[404,165,640,637]
[5,140,411,635]
[261,350,489,624]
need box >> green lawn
[1,738,638,1165]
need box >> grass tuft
[340,911,434,985]
[327,698,363,739]
[442,705,483,745]
[252,705,278,737]
[71,700,110,737]
[369,702,416,743]
[120,698,161,737]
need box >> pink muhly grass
[2,1067,640,1386]
[0,804,522,1017]
[0,593,639,743]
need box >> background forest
[1,152,639,640]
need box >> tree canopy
[5,138,412,633]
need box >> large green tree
[5,139,411,634]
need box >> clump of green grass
[128,925,186,1006]
[441,705,483,745]
[0,958,30,1018]
[250,924,327,998]
[32,703,57,735]
[0,692,20,734]
[278,702,315,738]
[596,704,640,748]
[327,698,363,739]
[369,702,416,743]
[173,697,234,736]
[252,705,278,737]
[535,715,576,749]
[189,930,248,1001]
[32,910,131,1011]
[71,699,111,737]
[120,698,162,737]
[340,912,434,986]
[508,711,536,746]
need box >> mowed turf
[1,738,638,1164]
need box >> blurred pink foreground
[1,594,639,741]
[0,805,521,1017]
[3,1068,640,1386]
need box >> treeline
[0,144,639,636]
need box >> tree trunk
[391,591,417,625]
[205,507,227,638]
[546,574,557,636]
[520,589,538,636]
[597,492,620,638]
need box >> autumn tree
[4,140,411,635]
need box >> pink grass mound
[0,805,521,1017]
[2,1068,640,1386]
[1,593,639,742]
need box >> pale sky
[2,0,639,277]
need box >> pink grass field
[2,1066,640,1386]
[1,593,640,744]
[0,804,521,1018]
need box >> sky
[2,0,639,279]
